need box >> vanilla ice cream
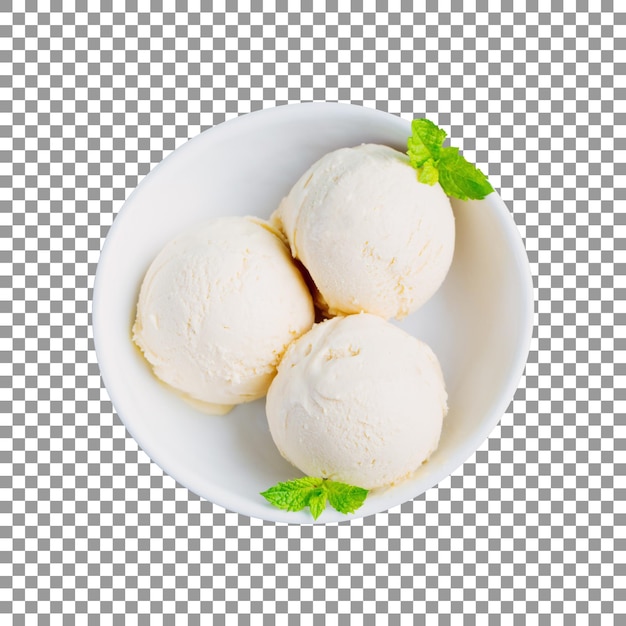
[266,314,448,489]
[272,144,455,319]
[133,216,315,414]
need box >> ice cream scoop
[265,314,448,489]
[272,144,455,319]
[133,216,315,414]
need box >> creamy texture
[272,144,456,319]
[266,314,448,489]
[133,216,315,414]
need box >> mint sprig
[261,477,369,520]
[407,118,494,200]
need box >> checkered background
[2,1,623,622]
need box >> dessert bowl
[92,102,533,523]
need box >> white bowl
[93,103,533,524]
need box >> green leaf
[407,118,447,169]
[437,146,494,200]
[260,477,324,513]
[326,481,369,515]
[261,477,369,519]
[417,159,439,186]
[406,117,494,200]
[307,488,328,520]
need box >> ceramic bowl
[93,103,533,523]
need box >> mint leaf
[260,477,324,513]
[417,159,439,186]
[261,477,369,519]
[326,481,369,515]
[437,146,494,200]
[307,488,328,520]
[406,118,494,200]
[407,118,446,169]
